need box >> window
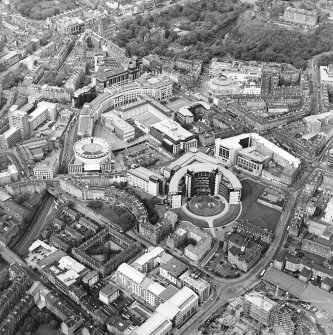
[219,146,229,160]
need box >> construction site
[199,278,328,335]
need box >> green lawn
[239,179,281,232]
[98,207,122,222]
[213,204,241,227]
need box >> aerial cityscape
[1,0,333,334]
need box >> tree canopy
[113,0,244,61]
[15,0,77,20]
[225,22,333,68]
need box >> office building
[28,101,57,132]
[0,127,22,149]
[94,56,140,92]
[116,263,166,307]
[89,75,173,121]
[106,316,133,335]
[156,287,199,328]
[42,255,90,295]
[127,166,164,196]
[179,270,211,303]
[215,133,300,185]
[150,119,197,154]
[33,153,59,179]
[159,255,189,288]
[215,133,300,168]
[99,283,120,305]
[101,111,135,142]
[132,247,165,273]
[133,312,172,335]
[9,110,30,139]
[177,107,194,125]
[244,293,279,327]
[56,16,84,35]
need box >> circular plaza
[187,195,226,217]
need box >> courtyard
[187,195,225,217]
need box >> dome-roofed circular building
[73,137,111,169]
[207,74,240,97]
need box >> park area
[94,202,137,232]
[239,179,281,232]
[15,0,77,20]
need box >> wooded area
[113,0,244,61]
[15,0,77,20]
[225,24,333,68]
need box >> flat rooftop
[160,257,188,278]
[152,119,193,142]
[78,115,93,132]
[128,166,164,182]
[133,111,161,127]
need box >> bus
[259,269,266,277]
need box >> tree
[66,200,74,208]
[48,319,59,329]
[87,200,103,209]
[117,212,136,232]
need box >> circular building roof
[211,75,233,87]
[74,137,111,160]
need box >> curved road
[177,189,298,335]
